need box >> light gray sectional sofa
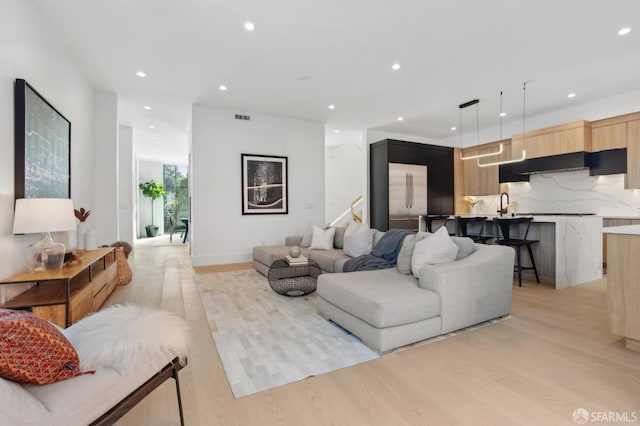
[252,228,514,353]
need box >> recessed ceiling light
[219,85,227,91]
[244,21,255,31]
[333,130,340,134]
[144,105,151,110]
[392,63,401,71]
[397,117,404,121]
[499,112,506,117]
[152,137,158,141]
[149,125,155,129]
[328,104,335,110]
[618,27,631,36]
[450,126,457,131]
[136,71,146,78]
[567,93,576,98]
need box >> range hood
[499,152,592,182]
[499,149,627,182]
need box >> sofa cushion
[0,309,83,385]
[309,249,349,273]
[333,226,347,249]
[300,222,313,247]
[411,227,459,277]
[317,269,440,328]
[343,223,373,257]
[396,234,417,274]
[310,226,335,250]
[451,236,476,260]
[253,245,311,267]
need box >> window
[163,165,189,230]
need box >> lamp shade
[13,198,77,234]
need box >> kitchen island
[447,214,602,288]
[602,225,640,352]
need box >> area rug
[195,269,379,398]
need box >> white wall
[325,142,364,222]
[191,106,325,266]
[118,125,134,244]
[0,0,94,302]
[92,91,118,245]
[137,161,164,238]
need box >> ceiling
[34,0,640,159]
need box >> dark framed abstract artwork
[241,154,288,215]
[14,78,71,200]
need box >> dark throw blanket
[343,229,414,272]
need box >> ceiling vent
[235,114,251,121]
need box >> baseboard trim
[191,252,252,266]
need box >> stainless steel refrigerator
[388,163,428,230]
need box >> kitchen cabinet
[602,218,640,271]
[602,227,640,352]
[511,121,592,159]
[461,140,510,196]
[625,120,640,189]
[592,122,627,151]
[370,139,454,231]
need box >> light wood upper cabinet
[626,120,640,189]
[511,121,592,159]
[592,122,627,151]
[461,140,510,196]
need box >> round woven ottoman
[267,259,322,296]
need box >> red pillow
[0,309,82,384]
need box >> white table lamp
[13,198,77,272]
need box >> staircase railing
[329,195,362,227]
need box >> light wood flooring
[111,242,640,425]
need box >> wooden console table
[0,247,117,328]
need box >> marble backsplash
[471,169,640,218]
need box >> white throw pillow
[343,223,373,257]
[411,227,459,278]
[309,226,336,250]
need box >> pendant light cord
[476,102,480,147]
[522,82,527,136]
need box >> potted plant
[139,180,166,237]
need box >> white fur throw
[63,304,189,373]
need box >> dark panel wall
[369,139,454,231]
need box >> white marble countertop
[602,225,640,235]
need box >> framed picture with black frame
[14,78,71,200]
[241,153,288,215]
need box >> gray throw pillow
[333,226,347,249]
[451,236,476,260]
[396,234,417,275]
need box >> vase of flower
[74,208,91,250]
[463,196,482,215]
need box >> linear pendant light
[477,83,528,168]
[459,99,503,160]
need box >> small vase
[289,246,301,258]
[85,229,98,251]
[470,205,478,215]
[76,222,87,250]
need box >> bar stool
[494,217,540,287]
[455,216,492,244]
[423,215,449,233]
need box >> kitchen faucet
[498,192,510,216]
